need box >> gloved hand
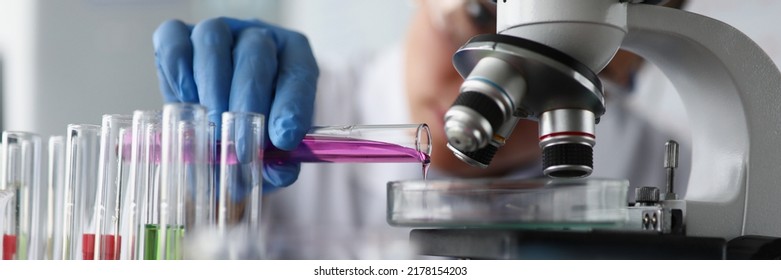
[153,17,318,191]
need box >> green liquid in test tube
[143,224,157,260]
[156,104,211,260]
[121,110,163,260]
[165,225,184,260]
[142,224,184,260]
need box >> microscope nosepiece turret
[445,34,605,178]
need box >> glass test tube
[61,124,101,260]
[208,122,216,225]
[157,103,211,260]
[1,132,42,260]
[0,189,13,260]
[217,112,264,259]
[140,116,215,260]
[47,136,65,260]
[94,114,133,260]
[264,124,432,165]
[0,135,16,260]
[120,110,161,260]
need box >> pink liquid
[121,135,432,178]
[265,136,430,164]
[267,136,431,179]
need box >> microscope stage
[387,178,630,230]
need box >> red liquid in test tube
[82,234,95,260]
[100,235,121,260]
[2,234,15,260]
[82,234,121,260]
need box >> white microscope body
[451,0,781,240]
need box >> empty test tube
[1,132,42,260]
[207,122,217,224]
[61,124,101,260]
[94,114,133,260]
[47,136,65,260]
[157,103,212,260]
[217,112,264,259]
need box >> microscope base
[408,229,781,260]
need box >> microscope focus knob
[635,186,661,205]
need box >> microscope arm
[622,4,781,239]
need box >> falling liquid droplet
[422,162,430,180]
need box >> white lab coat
[261,44,689,259]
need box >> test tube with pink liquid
[265,124,432,177]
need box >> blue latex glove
[153,17,318,192]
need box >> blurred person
[153,0,688,259]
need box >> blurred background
[0,0,414,138]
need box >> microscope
[394,0,781,259]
